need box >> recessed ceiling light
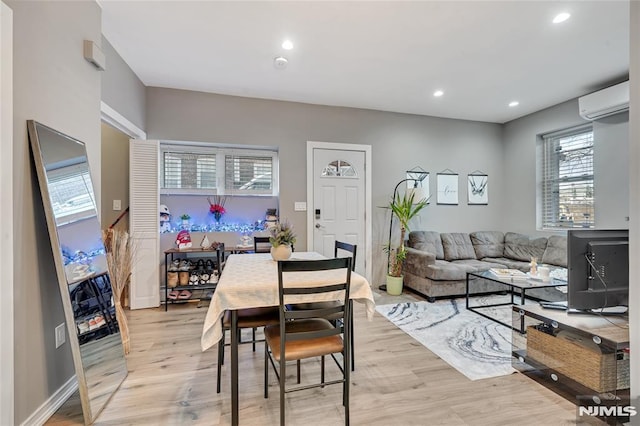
[509,101,519,107]
[433,90,444,97]
[552,12,571,24]
[282,40,293,50]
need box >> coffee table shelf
[465,270,566,332]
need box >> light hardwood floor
[46,289,585,425]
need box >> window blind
[224,154,273,194]
[162,151,216,190]
[541,125,594,229]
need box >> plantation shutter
[129,139,160,309]
[541,125,594,229]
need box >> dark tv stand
[512,305,630,424]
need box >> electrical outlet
[113,199,122,211]
[55,323,66,348]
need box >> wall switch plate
[294,202,307,211]
[55,323,66,348]
[113,199,122,211]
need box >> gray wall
[8,0,102,423]
[146,87,506,286]
[503,99,629,235]
[101,36,146,131]
[101,122,130,230]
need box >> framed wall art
[468,172,488,205]
[436,170,458,205]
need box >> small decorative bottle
[530,257,538,276]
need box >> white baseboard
[21,375,77,426]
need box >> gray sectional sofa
[403,231,567,302]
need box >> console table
[512,305,630,424]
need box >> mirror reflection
[28,120,127,424]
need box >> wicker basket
[527,326,629,393]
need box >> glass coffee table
[466,270,567,332]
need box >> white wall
[7,0,102,422]
[146,87,506,286]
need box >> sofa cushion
[482,257,532,272]
[470,231,505,259]
[422,260,470,281]
[503,232,547,262]
[408,231,444,260]
[441,233,476,261]
[451,258,508,272]
[541,235,567,267]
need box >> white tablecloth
[201,252,376,351]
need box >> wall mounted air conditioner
[578,80,629,120]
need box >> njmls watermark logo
[578,405,637,417]
[577,394,637,422]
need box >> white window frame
[160,142,279,197]
[539,124,594,230]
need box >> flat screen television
[567,229,629,313]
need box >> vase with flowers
[208,195,228,223]
[268,219,297,261]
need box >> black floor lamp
[379,167,429,291]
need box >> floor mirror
[27,120,128,424]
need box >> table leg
[231,310,238,426]
[465,274,470,309]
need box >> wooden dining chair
[253,236,271,253]
[290,241,357,371]
[264,257,352,426]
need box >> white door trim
[1,2,14,425]
[306,141,372,282]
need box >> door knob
[315,223,322,229]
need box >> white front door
[309,144,369,276]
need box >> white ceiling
[100,1,629,124]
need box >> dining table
[201,251,376,425]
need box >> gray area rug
[376,296,520,380]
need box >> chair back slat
[335,241,357,271]
[282,282,346,295]
[286,305,344,320]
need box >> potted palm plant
[385,190,428,295]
